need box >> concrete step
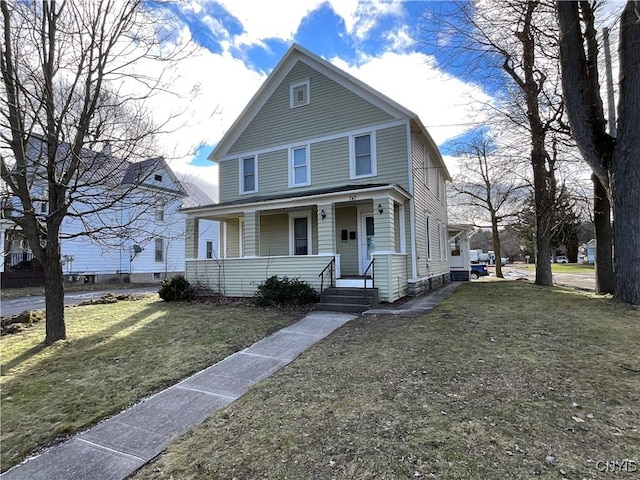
[318,287,379,314]
[320,294,373,305]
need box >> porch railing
[363,258,375,290]
[4,252,36,271]
[318,256,336,294]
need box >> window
[289,212,311,255]
[206,240,215,259]
[154,174,162,182]
[155,238,164,262]
[40,202,48,214]
[290,80,310,108]
[155,205,164,222]
[240,156,257,193]
[289,146,310,187]
[437,172,444,202]
[439,223,447,260]
[425,215,432,260]
[350,132,376,179]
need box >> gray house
[183,44,451,303]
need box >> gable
[227,60,395,155]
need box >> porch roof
[181,183,411,219]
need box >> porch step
[317,287,379,314]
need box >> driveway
[0,287,158,317]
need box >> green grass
[133,282,640,480]
[518,263,595,274]
[0,296,301,472]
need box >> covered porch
[183,184,411,302]
[448,224,473,281]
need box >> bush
[158,275,195,302]
[254,275,319,307]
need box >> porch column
[316,203,336,254]
[185,217,199,259]
[373,197,395,253]
[243,210,259,257]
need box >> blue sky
[154,1,495,196]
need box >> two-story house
[1,137,219,288]
[183,44,451,303]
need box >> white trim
[239,155,258,194]
[349,131,377,179]
[406,124,414,196]
[288,210,312,256]
[399,203,406,254]
[409,199,417,279]
[289,79,310,109]
[238,217,245,257]
[288,144,311,187]
[218,119,405,162]
[357,207,374,274]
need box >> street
[0,287,158,317]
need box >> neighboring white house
[1,138,219,287]
[182,44,452,303]
[448,224,474,281]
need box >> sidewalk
[1,284,460,480]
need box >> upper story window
[289,145,310,187]
[437,171,444,202]
[240,155,257,194]
[155,204,165,222]
[154,174,163,182]
[40,201,48,214]
[290,80,310,108]
[350,132,376,179]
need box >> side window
[240,156,257,194]
[206,240,215,259]
[425,215,432,260]
[155,238,164,262]
[350,132,376,179]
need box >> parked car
[470,264,489,280]
[555,255,569,263]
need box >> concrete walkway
[2,284,460,480]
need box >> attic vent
[154,174,162,182]
[290,80,310,108]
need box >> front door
[359,212,375,274]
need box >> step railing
[363,258,374,290]
[318,256,336,294]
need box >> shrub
[254,275,319,307]
[158,275,195,302]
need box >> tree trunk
[592,174,614,294]
[532,148,553,287]
[43,238,66,345]
[611,3,640,305]
[491,213,503,278]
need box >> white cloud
[331,51,492,144]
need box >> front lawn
[0,296,300,472]
[518,263,595,274]
[134,282,640,479]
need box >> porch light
[320,209,326,220]
[378,204,384,215]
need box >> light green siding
[257,149,288,194]
[375,125,409,190]
[228,61,394,155]
[260,213,289,256]
[219,161,239,203]
[311,137,350,187]
[335,206,358,276]
[226,219,240,258]
[186,256,331,297]
[410,132,449,279]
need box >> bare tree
[1,0,190,344]
[451,134,527,278]
[419,0,566,287]
[557,1,640,305]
